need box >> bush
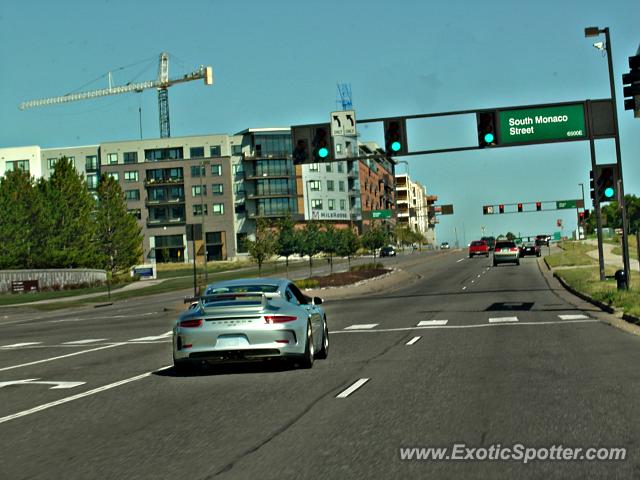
[350,263,384,272]
[295,279,320,289]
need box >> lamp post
[200,159,210,285]
[585,26,631,288]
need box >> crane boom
[18,52,213,138]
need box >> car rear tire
[316,319,329,360]
[493,260,498,267]
[298,321,315,369]
[516,259,520,266]
[173,358,194,376]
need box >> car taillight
[179,319,203,328]
[264,315,298,324]
[510,248,519,252]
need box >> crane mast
[19,52,213,138]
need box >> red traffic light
[517,203,523,213]
[499,204,505,214]
[536,202,542,211]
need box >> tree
[276,215,299,278]
[505,232,516,240]
[320,224,339,274]
[361,222,387,261]
[336,227,360,270]
[297,221,323,277]
[246,218,277,275]
[0,169,48,269]
[95,176,143,278]
[40,157,98,268]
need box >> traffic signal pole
[603,28,632,288]
[587,101,606,281]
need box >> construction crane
[19,52,213,138]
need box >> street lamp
[200,159,211,285]
[584,26,632,288]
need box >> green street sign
[553,231,562,241]
[371,209,392,219]
[556,199,578,209]
[499,104,586,145]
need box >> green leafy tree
[320,224,339,274]
[247,218,277,275]
[41,157,98,268]
[0,169,49,269]
[505,232,516,241]
[336,227,360,269]
[361,222,387,260]
[297,221,323,277]
[276,215,299,278]
[95,176,143,278]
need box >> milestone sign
[499,104,587,145]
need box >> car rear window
[205,284,279,295]
[495,241,516,249]
[471,241,485,246]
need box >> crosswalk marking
[62,339,107,345]
[417,320,448,327]
[1,342,42,349]
[344,324,378,330]
[488,317,519,323]
[558,314,589,320]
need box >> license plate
[216,334,249,348]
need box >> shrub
[350,263,384,272]
[295,279,320,289]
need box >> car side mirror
[313,297,323,305]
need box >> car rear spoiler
[184,292,280,307]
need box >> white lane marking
[489,317,519,323]
[471,280,475,284]
[477,275,481,278]
[336,378,370,398]
[1,342,42,349]
[0,379,85,390]
[0,343,125,372]
[331,319,598,334]
[462,286,467,291]
[0,366,171,424]
[417,320,448,327]
[62,339,107,345]
[406,336,421,345]
[558,314,589,320]
[128,331,172,342]
[344,324,378,330]
[457,258,465,263]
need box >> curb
[552,272,615,314]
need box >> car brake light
[179,319,203,328]
[264,315,298,324]
[509,248,519,252]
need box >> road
[1,251,639,479]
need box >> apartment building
[395,173,438,244]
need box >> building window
[327,180,334,191]
[86,174,98,190]
[211,164,222,176]
[124,171,139,182]
[231,145,242,156]
[309,163,319,172]
[212,203,224,215]
[236,233,248,253]
[123,152,138,164]
[337,162,344,173]
[85,155,98,171]
[5,160,30,173]
[233,183,245,195]
[107,172,119,181]
[190,147,205,158]
[66,156,75,166]
[128,209,142,220]
[210,145,221,157]
[191,165,206,177]
[328,199,335,210]
[192,204,208,216]
[107,153,118,164]
[192,185,207,196]
[144,147,183,161]
[340,199,346,210]
[232,163,243,175]
[125,189,140,201]
[212,183,223,195]
[309,180,321,191]
[235,203,246,214]
[311,199,323,210]
[326,163,332,173]
[339,180,345,192]
[47,158,57,169]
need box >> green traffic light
[318,147,329,158]
[604,187,615,198]
[391,141,402,152]
[484,132,495,143]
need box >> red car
[469,240,490,258]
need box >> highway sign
[331,110,356,136]
[371,209,392,219]
[499,104,586,145]
[556,200,577,209]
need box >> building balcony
[244,170,293,180]
[247,211,302,219]
[146,218,186,228]
[243,151,291,160]
[144,178,184,187]
[145,198,185,206]
[246,191,295,199]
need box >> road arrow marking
[0,379,86,390]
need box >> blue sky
[1,0,638,245]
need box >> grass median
[545,241,597,268]
[611,235,638,260]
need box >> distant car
[493,240,520,266]
[520,241,541,257]
[481,236,496,251]
[536,234,550,246]
[469,240,490,258]
[440,242,450,250]
[173,278,329,374]
[380,246,396,257]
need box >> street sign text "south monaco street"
[499,104,587,145]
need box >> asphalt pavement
[1,250,639,479]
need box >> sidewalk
[584,239,640,271]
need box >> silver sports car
[173,278,328,373]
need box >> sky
[1,0,639,246]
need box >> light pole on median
[585,26,632,288]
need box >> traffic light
[483,205,494,215]
[499,204,505,214]
[595,164,619,203]
[517,203,523,213]
[589,170,596,204]
[383,118,408,155]
[536,202,542,211]
[476,111,498,148]
[312,125,333,162]
[622,54,640,118]
[579,211,585,220]
[583,209,590,220]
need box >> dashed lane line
[344,324,379,330]
[406,336,421,345]
[336,378,370,398]
[488,317,519,323]
[417,320,448,327]
[558,314,589,320]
